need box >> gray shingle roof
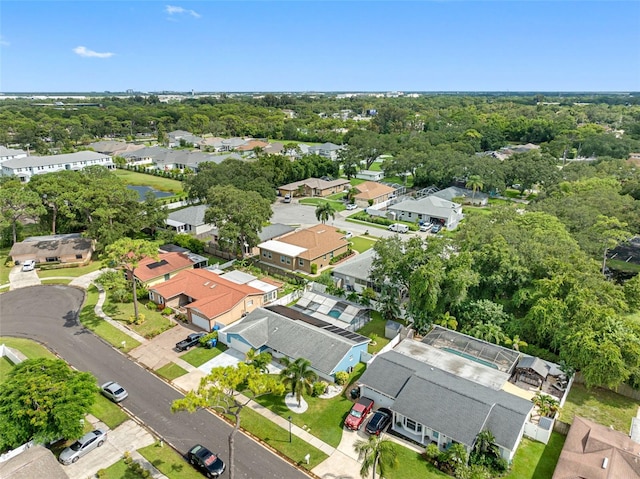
[2,151,111,169]
[259,223,295,242]
[433,186,488,202]
[224,307,364,375]
[388,195,460,217]
[359,351,532,450]
[167,205,209,227]
[332,248,376,282]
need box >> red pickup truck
[344,397,375,430]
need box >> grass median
[156,362,189,381]
[89,393,129,430]
[139,441,212,479]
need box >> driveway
[1,286,311,479]
[8,266,41,290]
[199,348,284,375]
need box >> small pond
[127,185,175,201]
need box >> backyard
[349,235,377,254]
[357,311,391,354]
[559,382,639,432]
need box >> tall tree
[104,238,158,321]
[171,363,284,479]
[141,191,169,239]
[593,214,631,274]
[0,358,97,451]
[314,201,336,224]
[27,171,77,234]
[204,185,272,256]
[279,357,317,407]
[0,180,46,244]
[465,175,484,203]
[353,435,398,479]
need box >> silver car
[101,381,128,402]
[59,429,107,465]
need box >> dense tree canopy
[0,358,97,451]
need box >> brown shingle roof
[279,177,350,192]
[354,181,396,200]
[151,269,262,319]
[278,225,348,260]
[134,252,194,282]
[9,236,94,260]
[552,416,640,479]
[236,140,269,151]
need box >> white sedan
[346,203,357,210]
[22,260,36,272]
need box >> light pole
[288,416,292,443]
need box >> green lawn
[559,382,639,432]
[607,258,640,273]
[254,388,353,448]
[228,407,329,470]
[180,344,227,367]
[156,362,189,381]
[0,336,57,359]
[504,434,565,479]
[99,458,146,479]
[298,197,346,212]
[0,247,12,285]
[357,311,391,354]
[103,298,175,339]
[0,356,14,383]
[112,169,184,194]
[349,235,377,253]
[139,442,203,479]
[37,260,104,278]
[386,446,449,479]
[89,393,129,430]
[40,278,73,285]
[79,287,141,353]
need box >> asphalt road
[0,285,309,479]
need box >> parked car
[419,224,430,232]
[431,224,442,234]
[176,332,206,352]
[283,194,291,203]
[346,203,357,210]
[344,397,375,430]
[21,259,36,272]
[344,231,353,239]
[365,407,392,435]
[59,430,107,465]
[101,381,128,403]
[388,223,409,233]
[187,444,226,478]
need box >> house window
[247,300,253,307]
[286,257,291,264]
[75,254,83,259]
[330,251,334,258]
[262,251,267,257]
[268,252,272,259]
[164,273,170,280]
[298,258,304,266]
[280,255,286,263]
[46,257,57,262]
[405,419,422,433]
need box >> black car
[187,444,225,478]
[176,332,206,352]
[365,408,392,436]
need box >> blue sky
[1,1,639,92]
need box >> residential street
[0,285,309,479]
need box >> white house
[356,170,385,182]
[0,146,28,164]
[388,195,464,229]
[1,151,114,182]
[165,205,214,236]
[307,142,343,161]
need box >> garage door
[191,312,211,332]
[228,335,252,354]
[360,386,395,409]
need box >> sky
[1,1,639,93]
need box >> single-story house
[88,141,145,157]
[165,205,214,236]
[221,305,369,382]
[433,186,489,207]
[552,416,640,479]
[278,177,350,198]
[245,223,295,256]
[388,195,464,229]
[353,181,396,208]
[355,170,384,182]
[168,130,203,148]
[0,445,68,479]
[357,339,533,462]
[235,140,270,155]
[307,142,343,161]
[257,225,349,274]
[332,249,376,293]
[217,269,281,304]
[9,233,94,265]
[133,252,195,287]
[149,268,264,331]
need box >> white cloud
[0,36,10,47]
[73,46,115,58]
[165,5,201,18]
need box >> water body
[127,185,174,201]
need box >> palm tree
[315,201,336,224]
[465,175,484,203]
[279,357,317,407]
[471,429,500,465]
[354,435,398,479]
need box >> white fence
[523,416,555,444]
[267,289,305,307]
